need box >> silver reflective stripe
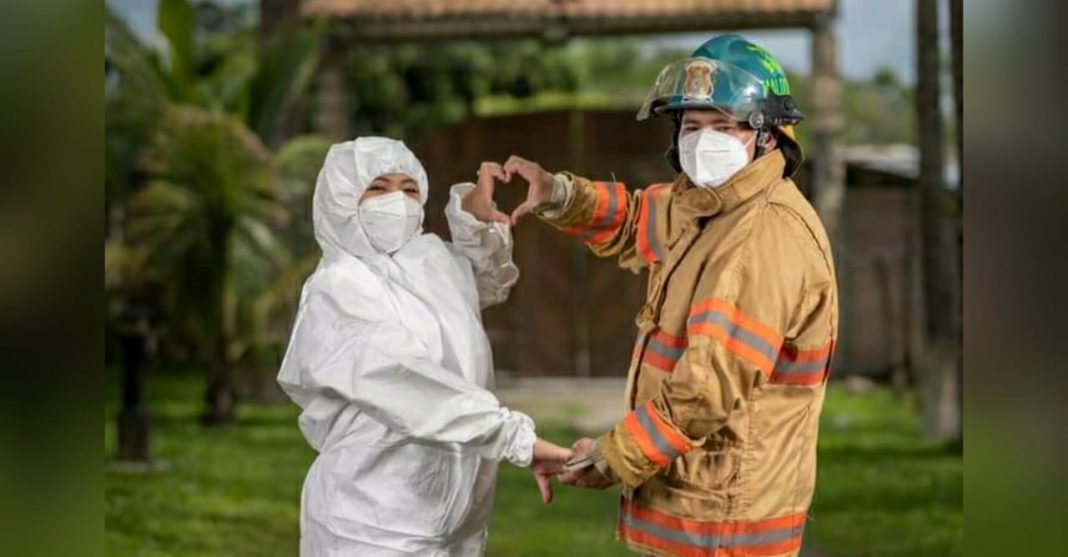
[635,403,681,460]
[773,357,828,375]
[647,334,686,360]
[622,513,804,548]
[583,183,622,240]
[687,310,779,362]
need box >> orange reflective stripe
[620,499,807,556]
[688,322,776,374]
[622,401,691,466]
[564,181,627,243]
[587,182,627,243]
[636,184,668,263]
[690,299,783,349]
[687,299,784,374]
[623,411,671,466]
[641,401,690,455]
[590,181,611,221]
[642,349,677,373]
[652,328,688,349]
[771,339,835,386]
[641,328,687,372]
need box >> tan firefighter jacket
[538,150,838,557]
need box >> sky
[108,0,930,83]
[652,0,921,83]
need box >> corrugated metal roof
[844,144,959,188]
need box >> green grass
[808,386,963,557]
[105,367,960,556]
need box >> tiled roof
[304,0,834,21]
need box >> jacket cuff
[502,410,536,467]
[534,173,575,219]
[446,182,494,234]
[597,429,653,488]
[590,440,621,484]
[534,172,585,223]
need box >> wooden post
[809,9,848,373]
[809,12,846,241]
[117,305,152,462]
[315,34,349,139]
[949,0,964,428]
[949,0,963,185]
[916,0,961,441]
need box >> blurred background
[104,1,962,556]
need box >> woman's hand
[461,162,513,224]
[530,438,572,504]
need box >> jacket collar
[671,149,787,219]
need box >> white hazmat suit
[278,137,536,556]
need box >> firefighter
[504,34,838,557]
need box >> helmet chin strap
[752,127,769,160]
[665,111,684,173]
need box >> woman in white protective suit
[277,137,571,556]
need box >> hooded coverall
[278,137,535,556]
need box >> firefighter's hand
[503,155,554,223]
[530,438,572,504]
[559,437,614,490]
[462,162,513,224]
[559,462,614,490]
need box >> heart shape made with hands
[463,157,556,226]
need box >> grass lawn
[105,367,961,556]
[806,386,963,557]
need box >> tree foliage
[106,0,327,421]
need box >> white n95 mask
[358,191,424,254]
[678,128,754,188]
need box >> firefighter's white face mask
[358,191,424,254]
[678,128,755,188]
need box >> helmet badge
[682,59,715,101]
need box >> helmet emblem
[682,60,714,101]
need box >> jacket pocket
[665,442,741,495]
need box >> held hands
[558,437,614,490]
[529,436,615,503]
[530,438,573,504]
[461,156,555,225]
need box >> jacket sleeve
[596,205,838,487]
[445,183,520,309]
[278,270,536,466]
[536,172,671,273]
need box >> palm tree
[106,0,324,423]
[128,106,289,423]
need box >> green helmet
[638,34,805,176]
[637,34,803,128]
